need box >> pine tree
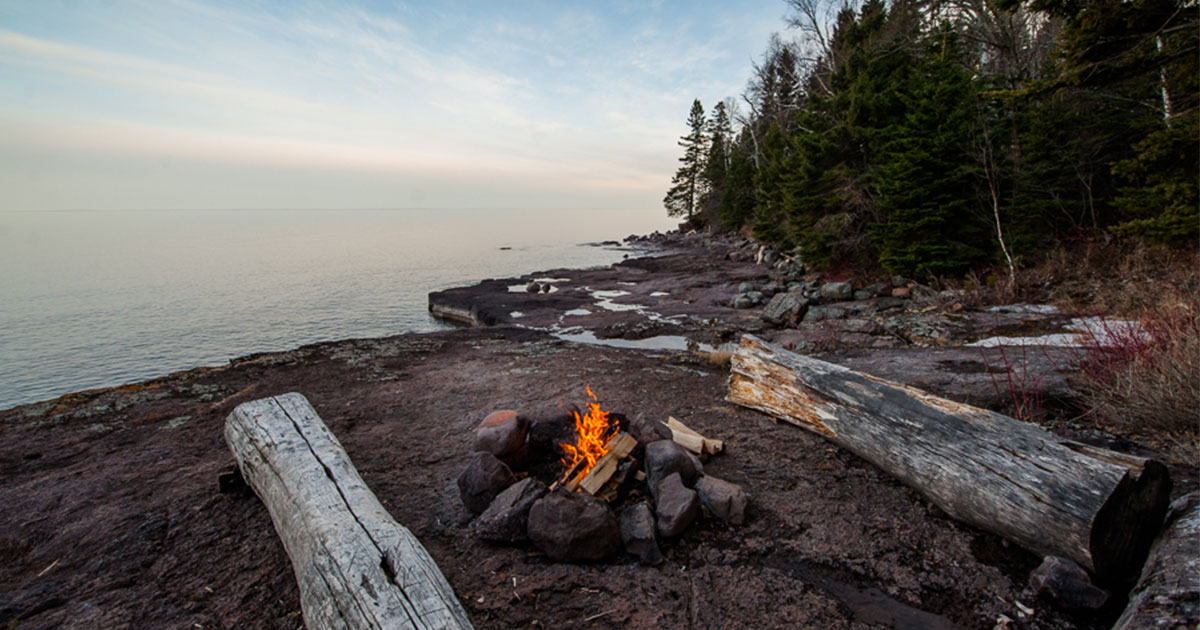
[663,99,708,222]
[872,29,989,277]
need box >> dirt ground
[1,237,1188,629]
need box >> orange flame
[558,385,616,486]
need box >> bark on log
[225,393,474,630]
[726,335,1170,583]
[1112,491,1200,629]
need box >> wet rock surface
[0,231,1192,629]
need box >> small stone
[541,283,552,293]
[745,290,764,305]
[732,294,755,309]
[525,281,542,293]
[655,472,699,537]
[737,282,756,293]
[619,502,663,565]
[697,476,748,525]
[891,275,907,287]
[473,410,529,459]
[457,452,515,514]
[763,250,780,266]
[474,477,547,543]
[645,440,697,499]
[1029,556,1109,610]
[527,491,620,562]
[820,281,853,300]
[761,292,808,327]
[891,287,911,298]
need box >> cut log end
[1090,459,1172,584]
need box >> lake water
[0,208,678,409]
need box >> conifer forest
[664,0,1197,278]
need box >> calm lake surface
[0,208,678,409]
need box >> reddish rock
[474,410,528,459]
[620,502,663,565]
[457,452,515,514]
[697,475,748,525]
[527,491,620,562]
[645,440,697,500]
[473,477,546,543]
[891,287,911,298]
[655,472,699,538]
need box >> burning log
[225,393,473,630]
[574,432,637,494]
[666,416,723,457]
[726,335,1170,584]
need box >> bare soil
[1,234,1190,629]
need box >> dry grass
[955,239,1199,317]
[1073,292,1200,465]
[954,239,1200,464]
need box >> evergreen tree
[663,99,708,222]
[873,29,989,277]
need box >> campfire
[456,387,746,564]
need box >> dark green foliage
[1112,114,1200,245]
[664,99,708,221]
[665,0,1198,275]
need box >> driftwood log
[225,393,473,630]
[1113,491,1200,629]
[726,335,1170,583]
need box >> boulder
[527,491,620,562]
[456,452,515,514]
[628,414,671,446]
[619,502,663,565]
[645,440,698,499]
[655,473,700,537]
[697,476,748,525]
[820,281,854,300]
[473,410,529,459]
[526,412,574,454]
[473,477,547,543]
[1029,556,1109,610]
[762,292,808,327]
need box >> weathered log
[1112,491,1200,629]
[225,393,474,630]
[726,335,1170,583]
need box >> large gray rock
[473,477,546,543]
[619,502,663,565]
[1029,556,1109,610]
[473,410,529,459]
[820,281,854,300]
[655,472,699,538]
[761,292,809,327]
[527,491,620,562]
[456,452,515,514]
[645,440,697,499]
[697,475,748,526]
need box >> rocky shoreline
[1,230,1192,629]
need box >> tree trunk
[225,393,474,630]
[726,335,1170,584]
[1112,491,1200,629]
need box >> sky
[0,0,789,212]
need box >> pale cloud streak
[0,0,785,211]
